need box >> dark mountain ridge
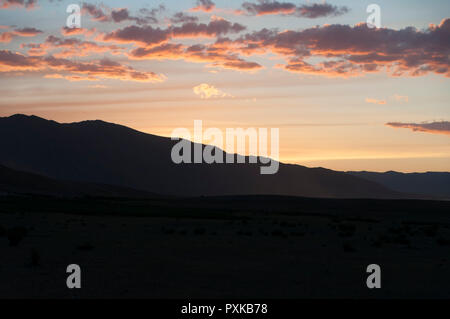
[348,170,450,199]
[0,114,406,199]
[0,164,159,198]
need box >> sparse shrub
[259,229,269,236]
[380,234,393,244]
[163,228,175,235]
[437,237,450,246]
[392,235,410,245]
[280,221,296,228]
[371,240,382,248]
[194,228,206,235]
[388,226,403,235]
[403,225,412,235]
[237,230,252,236]
[271,230,287,238]
[423,225,439,237]
[290,232,305,237]
[7,226,28,246]
[77,242,94,251]
[388,225,414,236]
[339,223,356,233]
[343,241,356,253]
[338,223,356,237]
[30,248,40,267]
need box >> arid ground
[1,195,449,298]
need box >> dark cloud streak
[238,1,349,18]
[386,122,450,136]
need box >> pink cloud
[386,121,450,136]
[0,0,36,9]
[191,0,216,13]
[102,18,246,46]
[0,50,165,82]
[227,19,450,77]
[22,35,123,57]
[0,27,42,43]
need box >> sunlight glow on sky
[0,0,449,172]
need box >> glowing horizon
[0,0,449,172]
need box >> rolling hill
[0,114,403,199]
[348,171,450,199]
[0,164,158,198]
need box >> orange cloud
[0,0,35,9]
[226,19,450,78]
[44,73,99,82]
[0,32,13,42]
[366,98,387,105]
[1,8,449,81]
[88,84,108,89]
[0,50,165,82]
[22,35,124,57]
[0,27,42,43]
[61,27,97,37]
[193,83,232,99]
[128,43,262,71]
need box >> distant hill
[0,114,403,199]
[348,171,450,200]
[0,164,158,198]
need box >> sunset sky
[0,0,449,172]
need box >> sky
[0,0,449,172]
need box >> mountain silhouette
[348,171,450,199]
[0,114,403,199]
[0,164,158,198]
